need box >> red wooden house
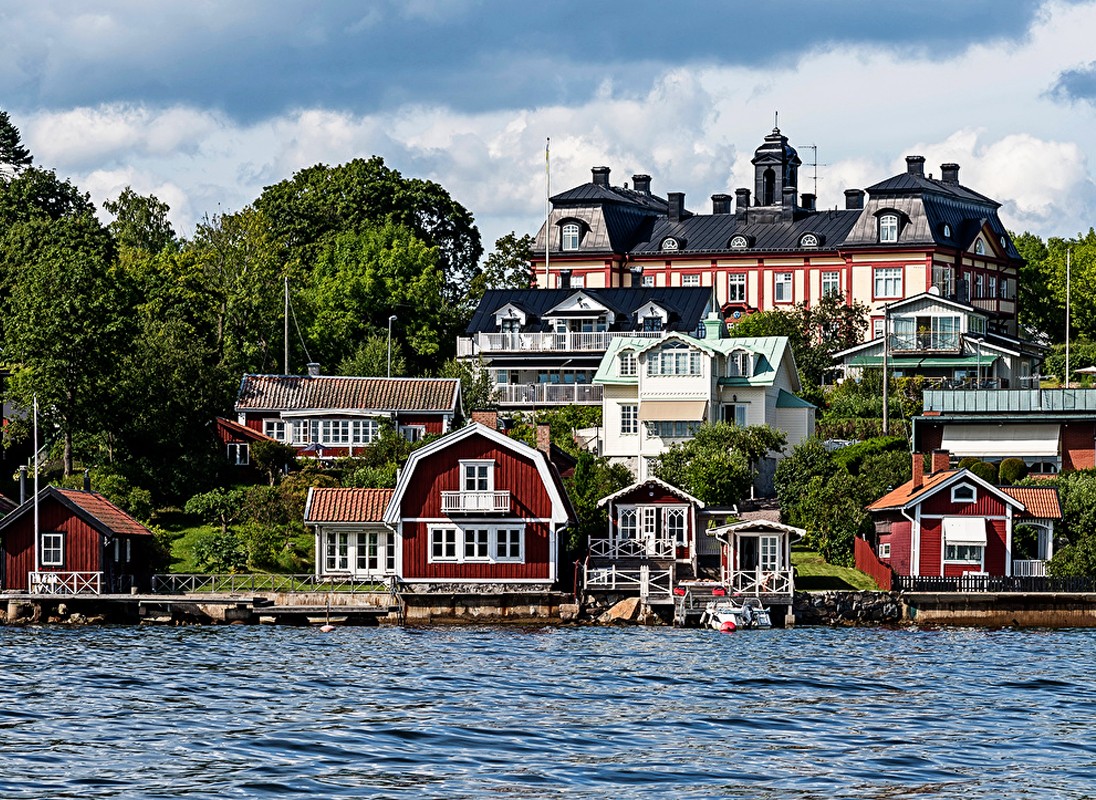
[864,453,1062,581]
[381,423,575,588]
[0,487,154,594]
[235,373,461,460]
[214,416,277,469]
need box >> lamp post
[387,315,397,378]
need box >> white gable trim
[543,291,612,318]
[597,477,705,509]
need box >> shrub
[969,461,999,484]
[957,457,980,471]
[998,458,1028,485]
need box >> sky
[5,0,1096,252]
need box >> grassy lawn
[793,547,880,591]
[154,510,217,573]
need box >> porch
[494,383,603,406]
[458,330,661,357]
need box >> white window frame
[325,531,350,572]
[292,420,313,444]
[620,404,639,435]
[944,544,984,564]
[664,507,687,546]
[398,424,425,443]
[618,508,638,542]
[974,239,985,255]
[461,460,495,492]
[352,419,380,445]
[774,272,793,303]
[430,527,459,562]
[641,275,655,287]
[41,532,64,567]
[874,267,902,299]
[682,273,700,286]
[821,271,841,298]
[320,419,351,445]
[227,443,250,466]
[428,525,526,564]
[988,275,997,299]
[872,318,885,340]
[264,420,287,441]
[619,350,637,377]
[570,274,585,289]
[661,237,679,251]
[879,214,899,243]
[951,484,976,503]
[561,222,581,251]
[494,528,524,562]
[464,528,491,561]
[878,542,892,559]
[728,273,747,303]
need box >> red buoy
[720,620,737,633]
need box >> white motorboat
[701,598,772,631]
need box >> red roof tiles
[236,375,460,413]
[1002,486,1062,519]
[306,488,394,523]
[56,489,153,537]
[866,470,958,511]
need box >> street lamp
[387,315,397,378]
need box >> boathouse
[0,486,154,594]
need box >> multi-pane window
[945,544,983,563]
[988,276,997,299]
[464,528,490,560]
[619,350,637,377]
[293,421,314,444]
[41,533,63,566]
[974,273,985,299]
[664,508,687,546]
[647,343,702,376]
[873,318,885,340]
[561,223,581,251]
[495,529,523,561]
[320,420,350,445]
[570,274,585,289]
[932,264,953,297]
[645,421,702,438]
[821,271,841,297]
[723,404,748,427]
[774,272,793,303]
[642,315,663,331]
[227,443,249,466]
[879,214,899,243]
[728,273,747,303]
[760,536,779,571]
[463,462,492,491]
[641,275,655,287]
[620,404,639,435]
[873,267,902,298]
[682,273,700,286]
[618,508,638,541]
[726,351,752,378]
[326,532,350,571]
[352,419,379,444]
[431,528,458,561]
[264,420,287,441]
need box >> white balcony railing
[29,571,102,595]
[1012,559,1047,578]
[458,330,664,356]
[589,537,676,560]
[441,490,511,514]
[495,383,603,406]
[726,568,794,598]
[584,565,673,599]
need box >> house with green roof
[592,313,814,488]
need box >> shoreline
[6,588,1096,628]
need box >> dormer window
[799,233,819,248]
[879,214,899,243]
[942,223,952,238]
[642,315,663,332]
[974,239,985,256]
[729,235,749,249]
[727,351,752,377]
[561,222,581,251]
[661,237,680,251]
[951,484,976,503]
[619,350,637,377]
[647,341,702,376]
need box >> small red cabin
[0,487,154,594]
[381,423,575,588]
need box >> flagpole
[1066,247,1072,389]
[544,137,550,287]
[33,395,39,581]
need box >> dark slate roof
[465,288,715,335]
[632,209,862,254]
[236,376,461,413]
[865,173,997,206]
[551,182,670,214]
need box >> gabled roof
[597,477,705,509]
[383,423,575,526]
[866,468,1024,513]
[465,288,715,335]
[0,486,153,539]
[709,519,805,541]
[0,493,17,515]
[304,488,394,524]
[236,375,460,414]
[551,182,670,214]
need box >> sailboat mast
[284,276,290,375]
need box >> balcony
[495,383,603,406]
[458,330,663,357]
[441,490,511,514]
[890,332,960,353]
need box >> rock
[559,603,580,622]
[603,597,641,624]
[57,603,68,617]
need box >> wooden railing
[29,571,102,595]
[1012,559,1047,578]
[895,574,1096,593]
[494,383,602,405]
[440,490,511,513]
[589,537,676,560]
[458,330,663,356]
[584,565,673,600]
[726,568,794,598]
[152,573,396,595]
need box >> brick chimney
[931,449,951,474]
[911,453,924,490]
[711,193,732,215]
[536,424,552,454]
[940,163,960,184]
[632,174,651,195]
[667,192,686,223]
[844,189,864,210]
[592,166,610,187]
[906,155,926,177]
[471,410,498,430]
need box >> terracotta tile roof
[56,489,153,537]
[236,375,460,413]
[1002,486,1062,519]
[866,470,958,511]
[306,488,394,523]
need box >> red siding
[919,517,942,575]
[400,520,552,580]
[920,487,1006,518]
[397,413,445,435]
[884,517,912,576]
[2,501,105,591]
[1062,422,1096,472]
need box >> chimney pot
[800,192,816,212]
[536,424,552,455]
[306,362,321,377]
[711,193,732,215]
[844,189,864,210]
[592,166,611,187]
[906,155,926,176]
[941,163,960,184]
[83,468,91,493]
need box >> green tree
[338,334,407,377]
[0,166,94,227]
[0,110,33,176]
[564,451,633,554]
[469,232,533,298]
[185,487,251,535]
[440,356,496,416]
[104,187,178,254]
[797,471,868,567]
[774,437,838,528]
[250,439,298,486]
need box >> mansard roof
[632,208,862,255]
[465,288,716,335]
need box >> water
[1,624,1093,799]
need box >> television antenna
[800,144,828,198]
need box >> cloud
[1050,60,1096,104]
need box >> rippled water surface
[2,624,1094,799]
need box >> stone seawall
[792,591,904,626]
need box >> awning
[943,517,987,546]
[848,355,999,368]
[639,400,708,422]
[940,424,1060,458]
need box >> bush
[831,436,908,475]
[192,530,247,572]
[969,461,999,484]
[998,458,1028,485]
[957,457,980,471]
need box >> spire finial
[774,110,779,133]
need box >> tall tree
[0,110,33,177]
[104,187,178,254]
[468,232,534,299]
